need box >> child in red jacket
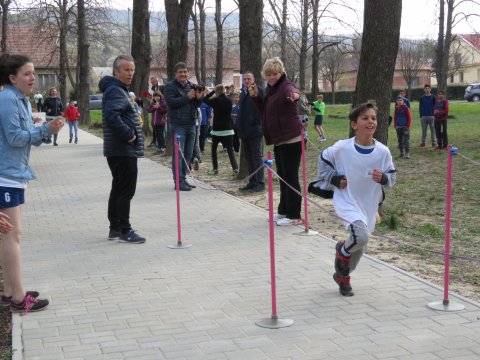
[393,96,412,159]
[64,100,80,144]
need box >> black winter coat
[203,92,233,131]
[236,87,263,139]
[42,96,63,117]
[99,76,144,158]
[164,79,202,127]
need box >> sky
[107,0,479,39]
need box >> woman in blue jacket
[0,54,64,313]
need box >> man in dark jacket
[236,71,264,192]
[164,62,203,191]
[99,55,145,244]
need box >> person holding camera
[164,62,203,191]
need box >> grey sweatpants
[420,116,436,145]
[344,220,370,273]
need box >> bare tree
[165,0,194,80]
[353,0,402,145]
[214,0,223,83]
[267,0,288,61]
[190,7,201,82]
[399,38,426,98]
[0,0,13,54]
[320,44,346,104]
[77,0,90,125]
[131,0,152,136]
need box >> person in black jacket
[204,84,238,175]
[236,71,264,192]
[98,55,145,244]
[42,87,63,145]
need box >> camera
[191,84,205,92]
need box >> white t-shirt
[322,138,395,233]
[0,176,27,189]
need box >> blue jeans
[68,121,78,141]
[169,123,196,184]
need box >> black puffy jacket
[236,87,263,139]
[98,76,144,158]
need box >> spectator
[42,86,63,146]
[203,84,239,175]
[147,91,168,153]
[419,84,437,148]
[63,99,80,144]
[399,89,411,108]
[164,62,203,191]
[199,92,213,153]
[230,92,240,153]
[236,71,265,192]
[434,90,449,150]
[311,94,326,141]
[33,90,43,111]
[250,57,303,225]
[99,55,146,244]
[0,53,64,313]
[393,95,412,159]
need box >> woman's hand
[48,116,65,134]
[248,84,258,97]
[0,212,13,234]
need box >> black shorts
[314,115,324,125]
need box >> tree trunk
[165,0,194,80]
[310,0,319,96]
[238,0,263,178]
[191,8,201,82]
[57,0,68,106]
[436,0,454,94]
[131,0,152,136]
[214,0,223,84]
[198,0,207,83]
[0,1,10,54]
[299,0,308,89]
[77,0,90,125]
[239,0,263,81]
[352,0,402,145]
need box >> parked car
[464,83,480,102]
[89,94,103,109]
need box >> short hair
[424,84,431,88]
[437,90,445,95]
[215,84,224,95]
[0,54,31,86]
[349,102,377,123]
[112,55,134,74]
[299,87,306,91]
[49,87,57,95]
[262,57,285,78]
[175,62,188,72]
[317,94,323,98]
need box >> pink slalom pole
[300,130,309,231]
[443,146,453,304]
[266,151,277,318]
[174,134,182,246]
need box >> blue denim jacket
[0,85,52,182]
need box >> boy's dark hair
[437,90,445,95]
[424,84,431,88]
[349,102,377,122]
[0,54,31,86]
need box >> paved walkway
[13,128,480,360]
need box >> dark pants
[395,127,410,154]
[152,125,165,148]
[211,135,238,171]
[107,157,138,233]
[170,123,196,184]
[434,120,448,148]
[232,131,240,153]
[274,141,302,219]
[199,124,209,152]
[242,136,264,188]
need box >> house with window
[2,25,72,97]
[448,34,480,85]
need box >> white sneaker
[267,213,286,222]
[319,136,327,142]
[276,218,303,226]
[317,136,322,141]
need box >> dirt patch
[148,147,480,304]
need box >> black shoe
[2,291,40,306]
[250,185,265,192]
[333,273,354,296]
[147,143,156,148]
[10,294,49,313]
[75,139,78,144]
[186,182,196,189]
[108,229,121,240]
[239,183,255,191]
[175,182,192,191]
[118,230,146,244]
[53,142,58,146]
[69,138,72,143]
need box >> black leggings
[211,135,238,171]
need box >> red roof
[460,34,480,52]
[3,25,59,69]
